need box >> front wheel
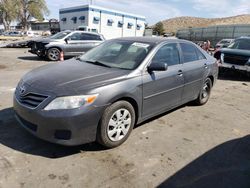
[97,101,136,148]
[195,78,212,105]
[47,48,61,61]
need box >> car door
[77,33,103,54]
[142,43,184,118]
[64,32,83,55]
[179,43,208,103]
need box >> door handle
[204,63,208,69]
[177,70,183,76]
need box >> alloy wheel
[107,108,132,142]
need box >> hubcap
[49,49,60,60]
[201,82,209,99]
[107,108,132,142]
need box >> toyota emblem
[19,85,26,96]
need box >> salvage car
[29,30,105,61]
[14,37,218,148]
[215,39,234,49]
[214,37,250,74]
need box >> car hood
[21,59,130,95]
[220,48,250,57]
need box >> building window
[118,21,124,28]
[71,17,77,24]
[137,24,142,30]
[107,19,114,26]
[93,17,100,24]
[61,18,67,22]
[128,23,133,29]
[79,16,85,23]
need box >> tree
[17,0,49,30]
[153,21,165,36]
[0,0,18,30]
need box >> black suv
[215,37,250,74]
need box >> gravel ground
[0,48,250,188]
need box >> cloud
[95,0,182,24]
[46,0,181,24]
[191,0,250,17]
[46,0,250,24]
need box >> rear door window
[196,48,206,60]
[180,43,200,63]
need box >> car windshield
[50,31,71,39]
[228,39,250,50]
[79,40,154,70]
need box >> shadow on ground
[18,56,47,61]
[18,56,71,62]
[158,135,250,188]
[0,108,105,159]
[218,68,250,82]
[0,103,192,158]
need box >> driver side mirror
[65,37,70,44]
[147,62,168,73]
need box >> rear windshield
[228,39,250,50]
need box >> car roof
[237,36,250,40]
[66,30,101,36]
[220,39,234,41]
[113,36,189,45]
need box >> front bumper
[13,96,106,146]
[220,62,250,72]
[28,49,46,57]
[29,42,47,57]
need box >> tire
[47,48,61,61]
[97,101,136,148]
[195,78,212,105]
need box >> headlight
[44,94,98,110]
[220,53,224,62]
[247,58,250,64]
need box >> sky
[45,0,250,25]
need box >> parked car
[28,30,105,61]
[215,39,234,49]
[23,31,40,37]
[0,30,4,36]
[14,37,218,148]
[214,37,250,74]
[4,31,23,37]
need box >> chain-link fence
[176,24,250,46]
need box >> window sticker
[132,42,150,48]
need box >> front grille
[224,54,249,66]
[16,92,48,108]
[32,42,48,50]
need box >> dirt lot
[0,48,250,188]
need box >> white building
[59,5,146,39]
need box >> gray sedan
[14,37,218,148]
[29,30,105,61]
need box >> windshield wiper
[84,60,112,68]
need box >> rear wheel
[195,78,212,105]
[47,48,61,61]
[97,101,135,148]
